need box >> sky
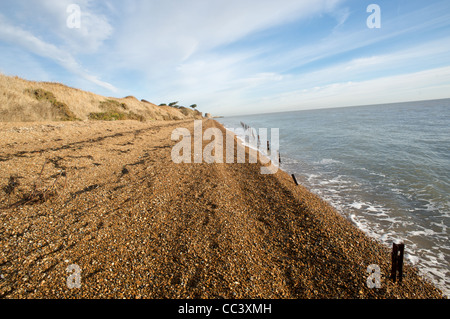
[1,0,450,116]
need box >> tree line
[159,101,197,110]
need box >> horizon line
[219,97,450,118]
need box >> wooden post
[391,243,405,283]
[278,152,281,164]
[267,140,270,152]
[398,243,405,283]
[391,243,398,282]
[291,174,299,186]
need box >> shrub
[178,107,191,116]
[127,111,146,122]
[90,99,146,121]
[88,110,145,122]
[99,99,128,111]
[89,111,127,121]
[25,88,79,121]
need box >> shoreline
[218,120,445,298]
[219,118,449,298]
[0,119,444,298]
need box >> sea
[216,98,450,297]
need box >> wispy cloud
[0,2,116,91]
[257,66,450,112]
[109,0,345,70]
[0,0,449,114]
[5,0,113,53]
[179,35,450,115]
[154,1,450,114]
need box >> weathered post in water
[391,243,405,283]
[291,174,299,186]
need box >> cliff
[0,73,203,122]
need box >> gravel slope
[0,119,444,298]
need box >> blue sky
[1,0,450,116]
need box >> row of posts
[240,121,278,162]
[241,123,405,284]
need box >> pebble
[0,120,444,299]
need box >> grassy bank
[0,73,202,122]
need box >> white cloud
[0,47,53,81]
[1,0,449,114]
[112,0,345,71]
[225,66,450,115]
[160,22,450,111]
[253,2,450,75]
[5,0,113,54]
[102,0,350,104]
[329,6,350,28]
[195,36,450,115]
[0,13,117,92]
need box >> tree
[190,104,197,109]
[169,101,179,107]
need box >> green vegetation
[25,88,79,121]
[178,107,190,116]
[89,99,145,121]
[99,99,128,111]
[160,101,199,110]
[88,111,127,121]
[88,110,145,122]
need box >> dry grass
[24,88,80,121]
[0,73,202,122]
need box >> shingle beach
[0,119,444,299]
